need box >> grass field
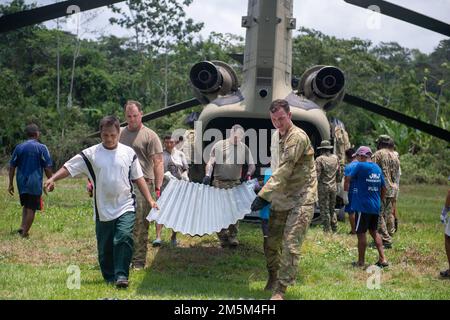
[0,175,449,300]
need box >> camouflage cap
[317,140,333,150]
[376,134,392,144]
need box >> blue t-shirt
[349,162,385,215]
[10,139,53,195]
[344,160,358,212]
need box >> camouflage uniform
[259,125,318,288]
[333,123,350,166]
[209,137,255,246]
[372,148,400,245]
[213,179,241,243]
[315,152,340,232]
[132,181,156,266]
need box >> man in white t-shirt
[155,134,189,246]
[44,116,158,288]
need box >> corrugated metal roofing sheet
[146,178,257,236]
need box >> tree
[109,0,203,52]
[109,0,203,107]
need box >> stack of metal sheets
[147,178,257,236]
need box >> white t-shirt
[64,143,143,222]
[163,149,188,180]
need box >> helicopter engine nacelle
[299,66,345,111]
[189,60,239,104]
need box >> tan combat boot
[270,282,287,300]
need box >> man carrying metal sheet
[160,134,189,246]
[251,99,318,300]
[203,124,256,247]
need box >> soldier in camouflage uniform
[372,135,400,248]
[251,99,318,300]
[332,118,351,171]
[315,140,341,232]
[203,124,256,247]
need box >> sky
[7,0,450,53]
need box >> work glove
[441,207,448,224]
[202,176,211,185]
[342,191,349,205]
[251,196,270,212]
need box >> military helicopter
[1,0,449,178]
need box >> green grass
[0,175,449,300]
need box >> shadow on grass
[135,238,270,299]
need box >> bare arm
[133,177,158,209]
[44,167,53,179]
[205,145,217,177]
[344,176,351,192]
[8,166,15,195]
[152,153,164,190]
[246,163,256,176]
[44,167,71,192]
[181,153,189,172]
[381,185,386,201]
[245,146,256,177]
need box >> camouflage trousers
[213,179,241,242]
[378,197,395,244]
[266,204,314,287]
[318,185,337,232]
[131,180,156,266]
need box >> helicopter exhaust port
[299,65,346,111]
[189,60,239,103]
[312,66,345,98]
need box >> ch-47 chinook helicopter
[1,0,449,178]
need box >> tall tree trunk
[67,33,81,108]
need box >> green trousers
[95,211,135,282]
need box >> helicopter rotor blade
[228,53,244,65]
[86,98,201,138]
[141,98,201,123]
[0,0,125,33]
[343,94,450,143]
[344,0,450,37]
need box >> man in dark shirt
[8,124,53,238]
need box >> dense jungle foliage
[1,0,448,183]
